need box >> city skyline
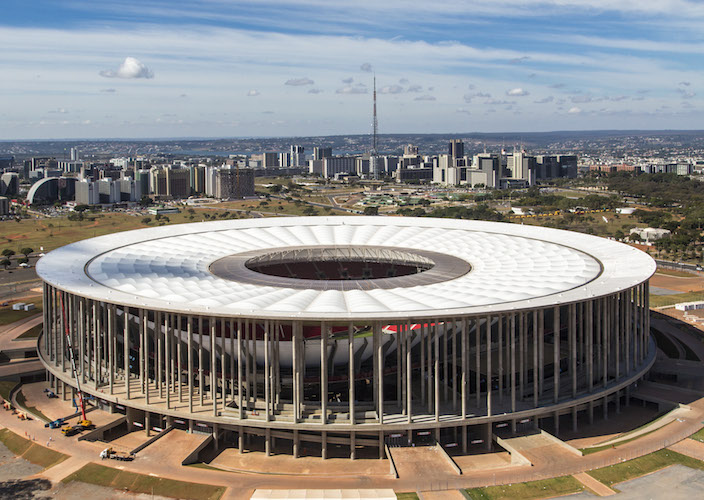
[2,1,703,139]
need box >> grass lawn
[62,463,225,500]
[650,291,704,308]
[0,428,68,469]
[465,476,585,500]
[690,428,704,443]
[0,380,18,401]
[0,209,234,256]
[587,449,704,487]
[14,323,42,340]
[15,389,51,422]
[0,297,43,326]
[396,493,420,500]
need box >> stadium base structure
[38,217,655,459]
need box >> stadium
[36,216,655,460]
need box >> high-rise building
[290,145,306,167]
[313,147,332,161]
[322,157,356,179]
[215,168,255,199]
[449,139,464,159]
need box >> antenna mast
[372,75,378,155]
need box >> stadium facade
[37,217,655,459]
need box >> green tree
[1,249,15,258]
[363,206,379,216]
[74,204,90,212]
[0,258,10,269]
[17,256,28,264]
[19,247,33,257]
[141,217,152,224]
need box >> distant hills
[2,130,704,159]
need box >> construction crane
[59,294,93,431]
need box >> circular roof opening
[244,247,434,281]
[209,245,472,291]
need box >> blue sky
[1,0,703,139]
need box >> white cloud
[568,106,582,114]
[336,85,367,94]
[99,57,153,79]
[415,94,436,101]
[360,62,373,72]
[399,78,409,84]
[534,96,554,103]
[677,88,696,99]
[407,84,422,93]
[507,88,529,96]
[100,88,116,93]
[456,107,471,114]
[342,77,354,84]
[285,77,314,86]
[308,88,323,94]
[379,85,403,94]
[247,90,260,96]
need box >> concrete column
[519,313,525,399]
[139,309,145,396]
[124,306,130,399]
[265,428,271,456]
[237,319,243,420]
[321,322,327,425]
[553,306,559,403]
[379,431,385,459]
[348,322,355,425]
[442,320,448,403]
[321,431,327,460]
[239,426,244,453]
[461,318,467,419]
[145,411,151,437]
[435,319,441,422]
[475,317,481,408]
[554,410,560,436]
[198,316,204,406]
[265,320,270,423]
[570,303,577,398]
[230,319,236,406]
[451,319,458,411]
[178,315,183,403]
[187,316,193,414]
[421,321,426,406]
[108,304,115,395]
[406,323,412,423]
[603,297,609,388]
[510,314,516,413]
[538,309,545,397]
[144,309,150,405]
[427,323,433,414]
[587,300,594,392]
[221,317,226,409]
[211,317,217,417]
[498,315,504,404]
[397,323,404,411]
[350,431,356,460]
[486,315,492,417]
[156,311,162,396]
[165,313,171,409]
[532,310,538,408]
[373,322,383,423]
[485,422,492,452]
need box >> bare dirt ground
[651,273,704,293]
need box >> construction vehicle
[44,418,66,429]
[3,401,12,411]
[59,295,92,430]
[61,425,84,437]
[99,447,135,461]
[43,389,57,398]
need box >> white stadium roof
[36,216,655,321]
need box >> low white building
[629,227,671,243]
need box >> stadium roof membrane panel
[37,217,655,320]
